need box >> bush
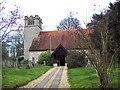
[20,59,28,64]
[9,59,14,62]
[38,50,53,66]
[66,50,88,69]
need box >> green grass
[68,66,119,88]
[0,68,2,89]
[2,66,53,88]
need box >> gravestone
[44,61,46,66]
[26,65,30,69]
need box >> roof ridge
[40,28,92,33]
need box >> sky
[3,0,116,31]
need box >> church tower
[24,15,42,60]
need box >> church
[24,15,93,66]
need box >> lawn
[2,66,53,88]
[68,65,119,88]
[0,68,2,89]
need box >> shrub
[38,50,53,66]
[20,59,28,64]
[66,50,88,68]
[9,59,14,62]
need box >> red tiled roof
[29,29,93,51]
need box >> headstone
[32,62,34,67]
[26,65,30,69]
[35,62,38,66]
[44,61,46,66]
[16,64,20,70]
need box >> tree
[73,3,119,88]
[0,2,23,69]
[0,2,23,41]
[75,22,118,88]
[88,13,105,51]
[107,2,120,61]
[0,2,23,56]
[57,12,81,30]
[8,32,24,58]
[10,46,16,58]
[87,2,120,62]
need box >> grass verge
[2,66,53,88]
[0,68,2,89]
[68,66,119,88]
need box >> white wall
[24,15,42,60]
[29,49,100,67]
[29,51,53,63]
[24,26,41,60]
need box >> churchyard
[68,65,119,88]
[1,0,120,89]
[2,62,119,88]
[2,66,53,88]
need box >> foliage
[66,50,87,69]
[87,2,120,61]
[2,66,53,88]
[9,59,14,63]
[68,66,119,88]
[38,50,53,66]
[57,12,81,30]
[88,13,103,50]
[20,59,28,64]
[74,1,119,88]
[107,2,120,61]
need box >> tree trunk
[99,70,109,88]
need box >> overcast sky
[4,0,116,31]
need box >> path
[19,66,70,89]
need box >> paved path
[19,66,70,89]
[49,67,64,88]
[35,67,59,88]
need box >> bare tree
[73,12,119,88]
[0,2,23,41]
[8,32,24,57]
[72,2,120,88]
[0,2,23,69]
[57,12,81,30]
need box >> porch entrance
[57,55,65,66]
[52,44,67,66]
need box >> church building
[24,15,92,66]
